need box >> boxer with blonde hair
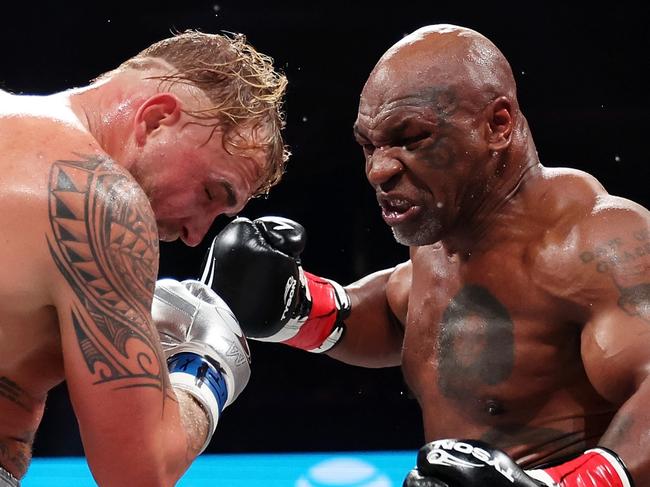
[0,30,288,486]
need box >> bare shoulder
[531,166,607,207]
[529,167,650,305]
[386,259,413,324]
[45,153,160,305]
[0,109,158,308]
[0,114,98,306]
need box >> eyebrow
[218,181,238,208]
[353,120,412,144]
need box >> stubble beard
[391,212,442,247]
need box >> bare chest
[401,246,584,421]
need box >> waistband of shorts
[0,465,18,487]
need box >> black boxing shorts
[0,466,18,487]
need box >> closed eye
[397,133,429,149]
[205,181,239,211]
[219,181,238,208]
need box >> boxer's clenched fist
[152,279,251,451]
[199,216,351,353]
[403,439,633,487]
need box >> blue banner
[23,451,417,486]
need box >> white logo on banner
[295,457,392,487]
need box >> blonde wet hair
[116,30,289,196]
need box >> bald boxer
[202,25,650,486]
[0,31,287,486]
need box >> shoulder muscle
[533,193,650,313]
[47,153,164,389]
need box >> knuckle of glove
[210,217,259,262]
[152,278,200,350]
[403,468,449,487]
[254,216,306,258]
[209,221,305,339]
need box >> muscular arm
[584,305,650,485]
[563,200,650,486]
[327,266,406,368]
[204,216,407,367]
[47,155,206,486]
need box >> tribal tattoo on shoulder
[46,154,167,391]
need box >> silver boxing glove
[151,278,251,451]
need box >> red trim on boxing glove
[527,448,634,487]
[283,272,345,352]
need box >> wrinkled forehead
[358,53,441,124]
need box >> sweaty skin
[331,25,650,483]
[0,30,282,484]
[0,92,208,483]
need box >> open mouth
[378,196,421,225]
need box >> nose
[366,148,404,187]
[181,210,221,247]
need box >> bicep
[582,305,650,405]
[47,155,178,479]
[576,207,650,403]
[327,265,407,367]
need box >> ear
[485,96,513,151]
[133,93,182,146]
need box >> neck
[66,73,144,170]
[444,131,541,257]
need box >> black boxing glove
[199,216,350,353]
[403,469,449,487]
[404,439,633,487]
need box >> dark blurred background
[2,0,648,457]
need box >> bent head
[104,31,289,246]
[354,24,524,247]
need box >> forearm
[203,217,403,363]
[327,270,403,368]
[127,391,206,484]
[91,390,208,486]
[599,377,650,486]
[78,390,199,487]
[174,389,211,459]
[327,308,403,367]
